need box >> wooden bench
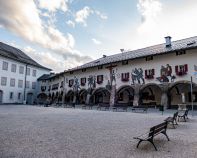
[178,109,189,122]
[164,112,178,128]
[112,103,128,112]
[97,103,110,111]
[132,106,148,113]
[133,122,170,151]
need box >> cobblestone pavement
[0,105,197,158]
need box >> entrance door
[0,91,3,104]
[27,93,33,104]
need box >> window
[32,70,37,77]
[146,56,153,61]
[52,83,59,90]
[70,71,73,74]
[18,93,21,100]
[145,69,155,79]
[32,82,36,89]
[2,61,8,70]
[121,73,129,82]
[98,65,103,69]
[11,64,17,72]
[60,81,64,88]
[26,68,30,76]
[48,85,51,91]
[69,79,74,87]
[82,69,86,72]
[19,66,24,74]
[122,60,128,65]
[175,64,188,76]
[176,50,186,56]
[81,78,86,86]
[10,92,13,100]
[18,80,23,88]
[1,77,7,86]
[25,81,30,88]
[97,75,103,84]
[10,78,15,87]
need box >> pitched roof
[0,42,52,71]
[66,36,197,72]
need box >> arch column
[133,84,140,106]
[160,84,169,109]
[110,85,116,107]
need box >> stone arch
[91,87,110,104]
[65,90,74,104]
[168,80,197,109]
[0,90,3,104]
[37,93,47,104]
[79,89,88,104]
[140,83,162,107]
[116,85,134,106]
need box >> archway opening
[91,88,110,105]
[79,89,88,104]
[37,93,47,104]
[140,84,162,108]
[116,86,134,106]
[66,90,74,104]
[169,81,197,109]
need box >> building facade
[0,42,51,104]
[38,36,197,109]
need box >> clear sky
[0,0,197,72]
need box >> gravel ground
[0,105,197,158]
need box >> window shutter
[175,65,179,75]
[127,73,129,79]
[184,64,188,73]
[152,69,155,75]
[145,70,147,79]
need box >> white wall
[0,56,50,104]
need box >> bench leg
[161,131,170,141]
[136,140,143,148]
[149,139,158,151]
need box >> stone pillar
[160,84,169,109]
[85,94,91,105]
[62,89,67,104]
[110,85,116,107]
[133,84,140,106]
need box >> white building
[0,42,51,104]
[38,36,197,109]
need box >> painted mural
[156,64,176,83]
[88,75,96,89]
[131,68,145,84]
[73,76,80,92]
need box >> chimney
[165,36,172,47]
[120,49,124,53]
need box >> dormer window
[146,56,153,61]
[176,50,186,56]
[98,65,103,70]
[82,68,86,72]
[122,60,128,65]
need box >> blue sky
[0,0,197,72]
